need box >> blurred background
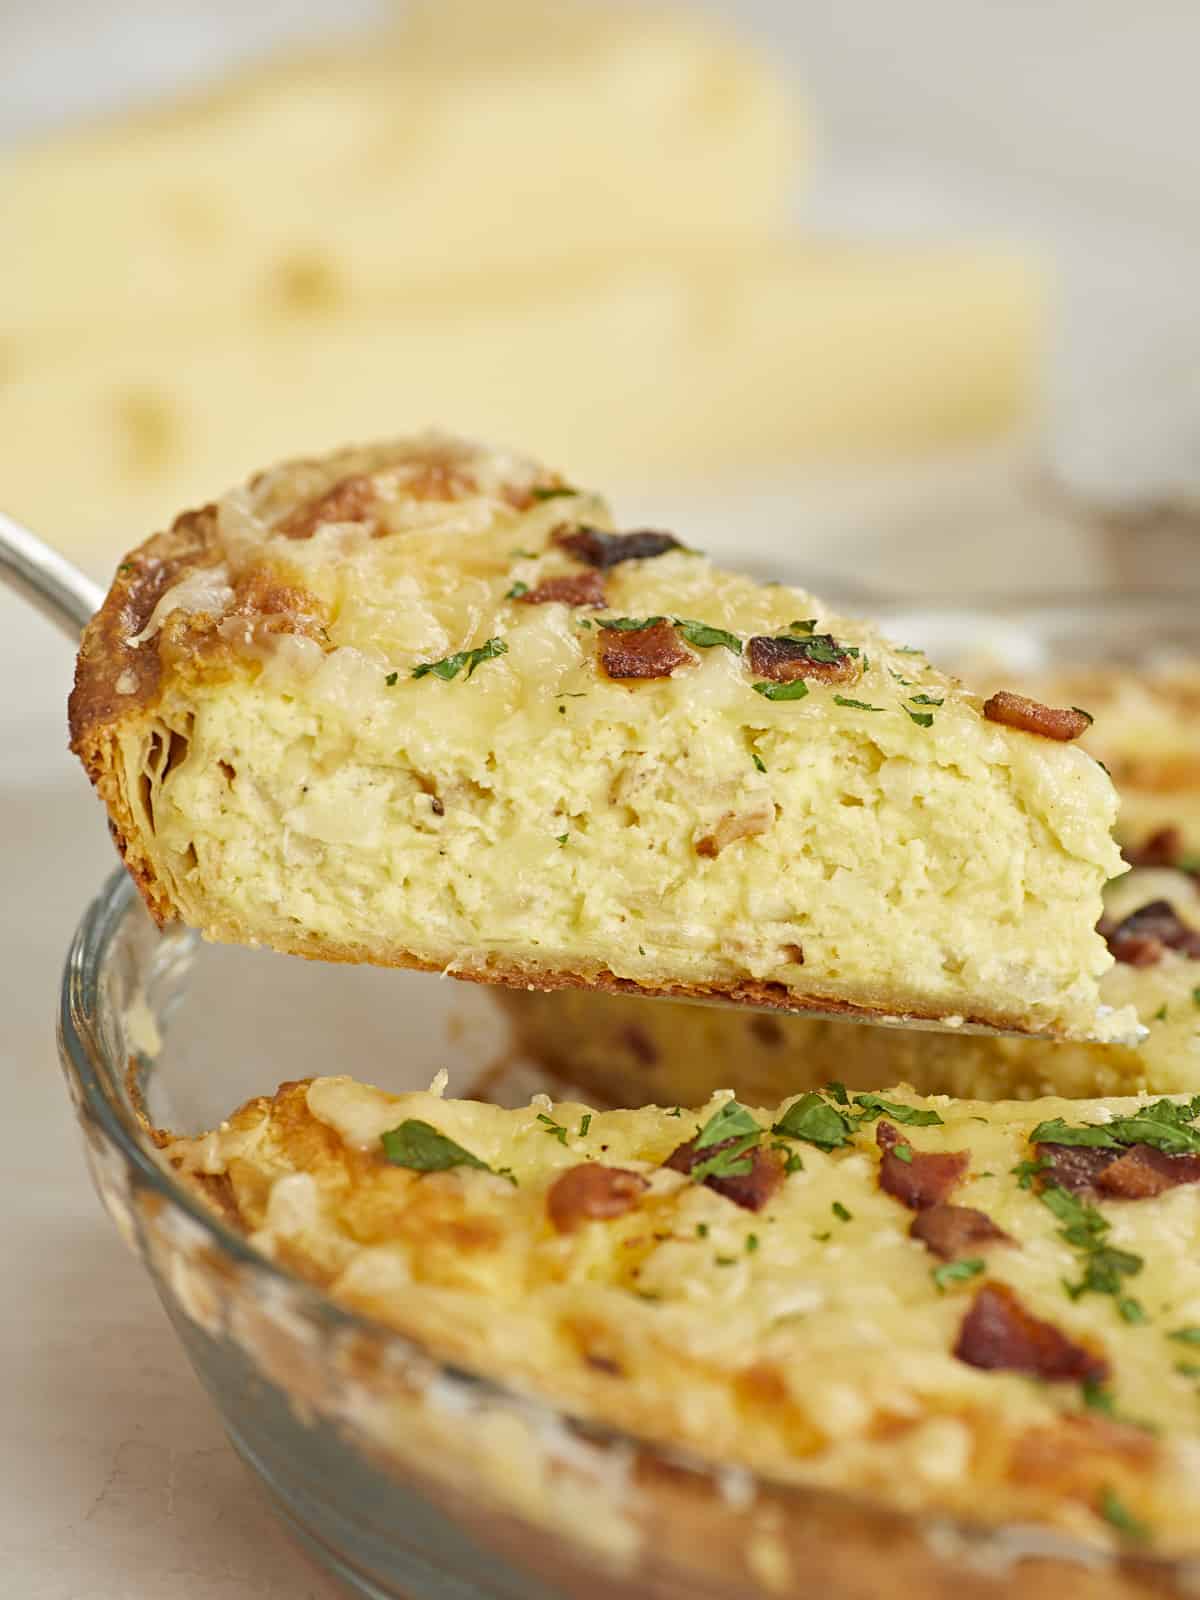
[3,3,1199,1593]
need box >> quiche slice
[70,432,1132,1041]
[164,1074,1200,1554]
[497,864,1200,1108]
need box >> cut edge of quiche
[70,431,1136,1044]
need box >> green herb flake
[1193,987,1200,1008]
[905,708,934,727]
[833,695,885,712]
[894,646,924,655]
[530,485,578,502]
[908,693,944,706]
[597,615,666,632]
[771,1141,804,1175]
[825,1081,850,1105]
[384,671,398,686]
[1168,1327,1200,1345]
[1175,1362,1200,1377]
[1037,1183,1145,1312]
[893,1143,914,1164]
[117,562,133,575]
[696,1222,709,1239]
[556,833,569,845]
[666,1105,682,1118]
[1034,1100,1200,1158]
[506,580,530,599]
[1099,1488,1149,1542]
[1118,1297,1148,1324]
[674,618,742,654]
[576,1114,592,1138]
[1153,1003,1168,1022]
[715,1255,738,1267]
[753,679,810,702]
[687,1101,763,1183]
[1082,1378,1116,1416]
[412,637,508,682]
[1012,1156,1052,1190]
[832,1201,852,1222]
[537,1112,569,1146]
[746,1233,760,1254]
[380,1120,492,1175]
[787,619,816,634]
[852,1093,944,1128]
[813,1231,832,1243]
[932,1258,985,1292]
[773,1092,855,1150]
[752,753,767,774]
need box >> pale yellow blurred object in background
[5,0,803,347]
[1,0,1041,563]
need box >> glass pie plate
[56,590,1200,1600]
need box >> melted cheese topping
[118,433,1130,1042]
[165,1076,1200,1552]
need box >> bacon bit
[665,1138,784,1213]
[910,1204,1014,1261]
[1099,1144,1200,1199]
[279,474,377,539]
[517,572,607,608]
[1124,825,1184,869]
[599,620,693,681]
[982,690,1092,742]
[1099,899,1200,966]
[695,806,774,858]
[747,634,857,685]
[557,526,682,568]
[877,1121,968,1211]
[546,1165,648,1234]
[1036,1143,1115,1194]
[954,1282,1109,1384]
[618,1024,659,1068]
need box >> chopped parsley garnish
[1037,1183,1144,1312]
[746,1233,760,1253]
[753,679,809,702]
[506,580,530,599]
[894,646,924,655]
[1168,1327,1200,1345]
[893,1143,913,1164]
[833,696,884,712]
[674,618,742,654]
[380,1120,494,1176]
[1082,1378,1115,1416]
[773,1092,855,1150]
[537,1112,569,1146]
[715,1255,738,1267]
[851,1093,944,1127]
[813,1231,832,1243]
[832,1201,852,1222]
[412,637,508,681]
[531,485,578,501]
[1031,1097,1200,1157]
[1099,1488,1148,1542]
[666,1105,682,1117]
[117,562,133,575]
[688,1100,763,1182]
[510,547,537,558]
[1176,1362,1200,1377]
[752,752,767,774]
[825,1081,850,1105]
[932,1258,985,1292]
[1193,987,1200,1008]
[905,708,934,727]
[578,1114,592,1137]
[787,619,816,634]
[555,833,568,845]
[384,671,398,686]
[1012,1156,1051,1189]
[696,1222,709,1238]
[771,1141,804,1175]
[596,615,666,632]
[908,693,943,706]
[1153,1003,1168,1022]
